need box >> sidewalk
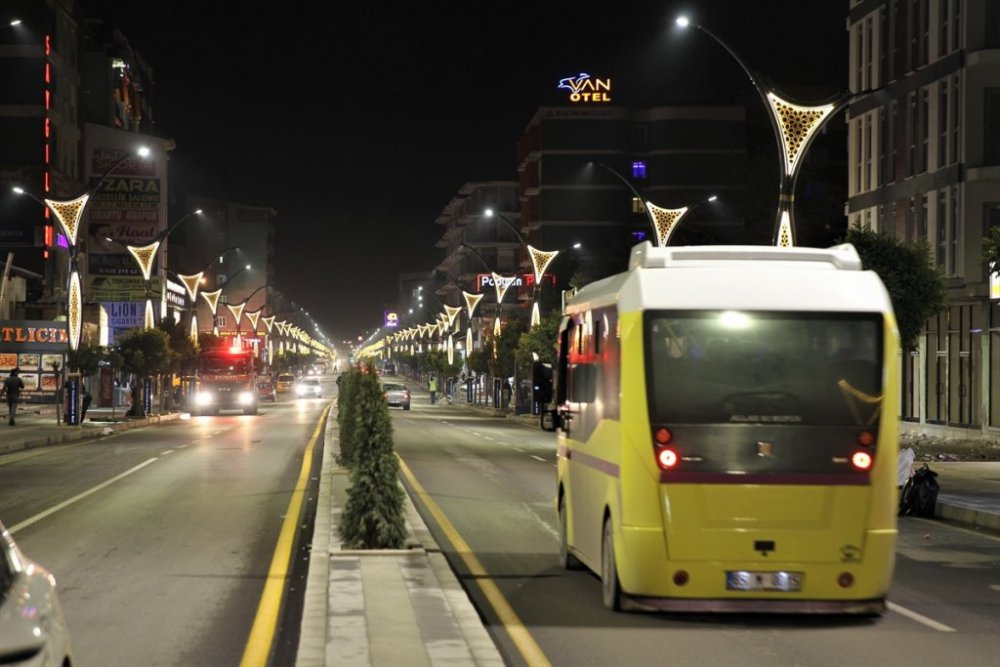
[0,403,182,455]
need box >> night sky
[79,1,848,346]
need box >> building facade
[846,0,1000,431]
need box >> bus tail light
[657,447,678,470]
[654,427,672,445]
[850,451,872,470]
[857,430,875,446]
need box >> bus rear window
[645,311,883,426]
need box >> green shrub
[338,364,406,549]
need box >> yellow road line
[397,455,552,667]
[241,405,329,667]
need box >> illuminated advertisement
[83,125,167,277]
[557,72,612,103]
[991,264,999,300]
[384,311,399,328]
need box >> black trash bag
[899,463,940,518]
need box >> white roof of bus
[566,242,894,315]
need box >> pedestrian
[81,387,93,422]
[2,368,25,426]
[429,375,438,405]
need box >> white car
[0,521,73,667]
[295,377,322,398]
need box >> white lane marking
[530,455,547,462]
[8,458,159,535]
[887,602,957,632]
[161,450,174,456]
[514,448,525,453]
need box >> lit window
[632,161,646,179]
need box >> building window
[907,91,918,176]
[984,88,1000,165]
[906,196,916,241]
[631,125,648,149]
[949,186,960,276]
[951,74,961,164]
[920,87,929,173]
[631,197,645,214]
[632,161,646,179]
[855,118,864,191]
[939,79,949,167]
[937,190,947,267]
[920,194,929,240]
[865,113,874,189]
[878,204,887,233]
[879,107,888,185]
[889,99,899,182]
[939,0,951,57]
[866,15,874,88]
[854,22,864,90]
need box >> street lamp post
[674,16,849,246]
[12,146,151,350]
[483,209,566,327]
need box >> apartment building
[846,0,1000,430]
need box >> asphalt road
[392,395,1000,667]
[0,385,329,667]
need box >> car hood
[0,566,72,665]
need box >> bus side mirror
[532,361,553,404]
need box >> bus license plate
[726,570,803,592]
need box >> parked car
[382,382,411,410]
[295,377,322,398]
[257,380,277,402]
[0,521,73,667]
[275,373,296,393]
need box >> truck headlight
[195,392,214,406]
[238,391,254,405]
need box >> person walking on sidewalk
[429,375,438,405]
[2,368,25,426]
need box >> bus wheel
[558,496,583,570]
[601,517,622,611]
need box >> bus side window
[569,364,597,403]
[555,321,571,405]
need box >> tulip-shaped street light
[483,208,566,327]
[674,16,849,246]
[12,145,151,350]
[458,243,517,337]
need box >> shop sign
[103,302,145,329]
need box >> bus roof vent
[628,241,863,271]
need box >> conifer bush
[336,368,362,467]
[338,364,406,549]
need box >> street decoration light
[12,145,151,350]
[463,290,485,355]
[484,208,564,327]
[674,16,847,247]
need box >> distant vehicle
[382,382,410,410]
[540,241,900,614]
[275,374,296,393]
[295,377,322,398]
[0,521,74,667]
[383,362,396,375]
[257,380,277,402]
[192,344,258,415]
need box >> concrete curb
[0,412,183,455]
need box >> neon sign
[557,72,612,103]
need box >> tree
[514,311,561,371]
[338,363,406,550]
[117,327,173,416]
[844,227,946,352]
[159,318,199,376]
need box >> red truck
[191,344,258,415]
